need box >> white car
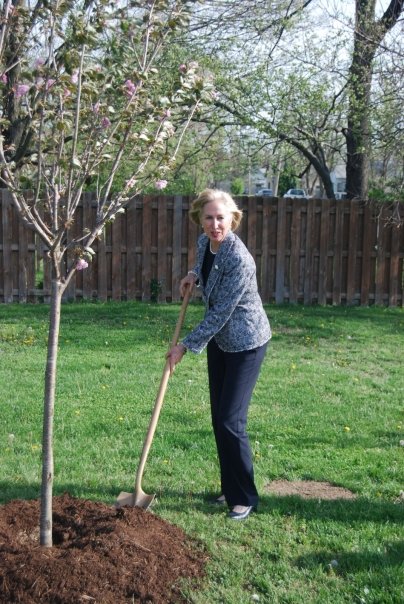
[283,188,308,198]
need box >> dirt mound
[0,494,206,604]
[265,480,357,500]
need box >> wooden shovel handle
[134,285,192,493]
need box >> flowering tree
[0,0,214,547]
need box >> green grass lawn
[1,301,403,603]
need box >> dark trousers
[207,338,268,508]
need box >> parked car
[335,192,347,200]
[283,188,308,198]
[256,188,273,196]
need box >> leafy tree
[278,165,297,196]
[179,0,403,200]
[182,0,342,197]
[0,0,214,547]
[230,176,244,195]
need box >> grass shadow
[294,540,404,574]
[258,493,404,524]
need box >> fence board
[111,217,121,300]
[303,199,315,304]
[375,207,388,305]
[275,197,287,304]
[360,203,372,305]
[157,197,167,302]
[172,195,183,301]
[333,201,343,305]
[289,203,300,303]
[82,193,93,299]
[18,218,28,303]
[318,199,329,304]
[247,196,257,259]
[126,198,137,300]
[141,195,152,300]
[389,209,404,306]
[1,192,13,303]
[261,201,272,303]
[346,200,358,304]
[0,191,403,306]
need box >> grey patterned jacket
[182,231,271,354]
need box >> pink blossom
[1,73,7,84]
[63,88,71,98]
[76,258,89,271]
[34,58,45,69]
[71,69,79,84]
[126,176,137,189]
[155,179,168,190]
[46,78,56,91]
[15,84,30,98]
[162,108,171,119]
[179,64,187,73]
[93,101,100,114]
[124,79,137,97]
[101,116,111,128]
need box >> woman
[166,189,271,520]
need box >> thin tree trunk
[40,277,64,547]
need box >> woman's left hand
[166,344,187,375]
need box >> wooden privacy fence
[1,189,403,306]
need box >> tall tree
[178,0,347,197]
[172,1,403,200]
[0,0,213,547]
[345,0,404,199]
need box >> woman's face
[201,199,233,251]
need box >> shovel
[116,285,192,509]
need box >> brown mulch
[265,480,357,500]
[0,493,207,604]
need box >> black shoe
[228,505,255,520]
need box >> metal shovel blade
[115,489,155,510]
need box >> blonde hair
[189,189,242,231]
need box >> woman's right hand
[180,272,196,297]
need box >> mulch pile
[0,493,207,603]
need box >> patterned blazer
[182,231,271,354]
